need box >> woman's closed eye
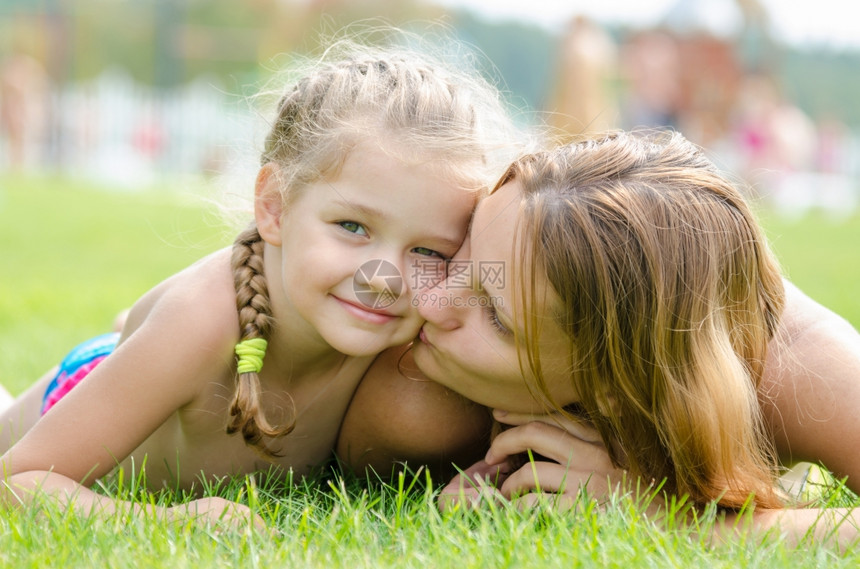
[337,220,368,236]
[484,303,511,336]
[411,246,449,260]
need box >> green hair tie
[235,338,268,374]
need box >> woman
[336,130,860,545]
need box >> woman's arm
[720,506,860,551]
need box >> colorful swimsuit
[41,332,120,415]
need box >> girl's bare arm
[0,272,240,520]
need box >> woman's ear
[255,162,284,246]
[597,394,621,419]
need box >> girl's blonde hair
[504,130,786,509]
[229,31,518,456]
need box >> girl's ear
[255,162,284,246]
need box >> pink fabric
[42,355,109,413]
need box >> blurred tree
[451,11,555,118]
[1,0,859,129]
[782,48,860,128]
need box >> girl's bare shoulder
[122,248,240,348]
[111,248,241,404]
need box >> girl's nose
[352,258,404,309]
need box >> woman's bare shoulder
[778,279,858,343]
[337,345,492,479]
[763,279,860,489]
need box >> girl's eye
[411,246,448,259]
[484,303,511,337]
[338,221,367,236]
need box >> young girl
[0,36,515,525]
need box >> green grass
[0,174,234,394]
[3,467,859,569]
[2,174,860,566]
[762,211,860,330]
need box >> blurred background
[1,0,859,391]
[1,0,859,215]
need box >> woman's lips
[418,326,432,346]
[334,296,397,325]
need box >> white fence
[2,66,858,216]
[1,67,265,189]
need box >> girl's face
[412,181,578,412]
[258,142,476,357]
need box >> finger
[512,491,577,512]
[440,472,481,498]
[251,511,272,533]
[499,462,616,501]
[438,483,481,512]
[493,409,601,443]
[439,460,509,503]
[485,422,612,469]
[499,462,575,496]
[452,459,511,486]
[439,474,507,512]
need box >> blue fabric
[41,332,120,414]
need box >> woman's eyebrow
[436,236,466,252]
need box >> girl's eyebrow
[331,199,389,220]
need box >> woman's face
[412,181,577,413]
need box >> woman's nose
[414,270,473,331]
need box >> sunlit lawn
[762,211,860,331]
[2,173,860,567]
[0,174,234,394]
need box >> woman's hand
[438,409,626,511]
[485,409,625,509]
[438,459,510,511]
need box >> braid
[228,222,294,456]
[224,34,517,456]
